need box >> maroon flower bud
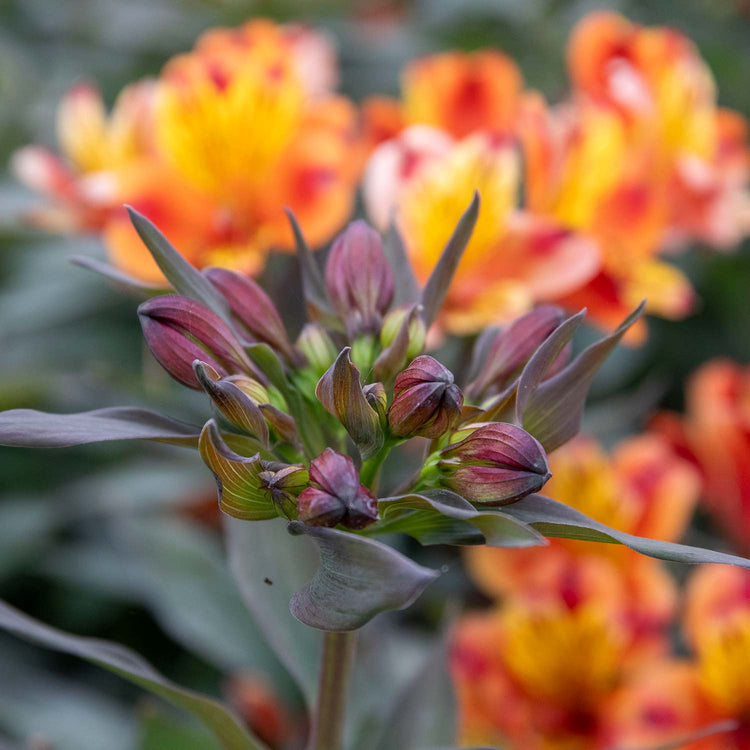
[325,220,394,336]
[138,295,254,389]
[388,356,463,439]
[297,448,379,529]
[439,422,550,505]
[469,306,565,397]
[204,267,299,363]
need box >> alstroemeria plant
[1,195,749,750]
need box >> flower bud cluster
[134,207,639,537]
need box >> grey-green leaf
[378,490,546,548]
[420,192,480,328]
[0,407,201,448]
[70,255,166,297]
[504,494,750,568]
[126,206,230,320]
[288,522,439,631]
[383,221,420,306]
[0,599,267,750]
[521,302,645,451]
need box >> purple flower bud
[388,356,464,439]
[469,306,566,397]
[297,448,379,529]
[138,295,253,389]
[439,422,550,505]
[204,267,299,363]
[325,220,394,336]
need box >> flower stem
[308,631,356,750]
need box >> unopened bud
[204,267,299,363]
[138,295,253,389]
[388,356,463,439]
[325,220,394,336]
[297,448,379,529]
[469,306,566,397]
[380,306,426,362]
[439,422,550,505]
[258,462,309,519]
[297,323,338,377]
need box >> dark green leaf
[0,407,200,448]
[287,521,439,631]
[420,192,480,327]
[126,207,230,320]
[504,494,750,568]
[0,599,267,750]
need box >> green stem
[308,631,356,750]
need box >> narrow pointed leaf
[70,255,165,297]
[199,421,279,520]
[244,343,290,397]
[284,209,338,326]
[287,521,439,631]
[316,348,383,460]
[126,206,230,320]
[0,407,200,448]
[378,490,546,547]
[383,221,420,306]
[522,302,645,451]
[514,309,586,422]
[373,304,422,383]
[504,494,750,568]
[194,362,269,448]
[420,192,480,327]
[0,599,266,750]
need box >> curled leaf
[199,420,281,521]
[316,348,383,460]
[288,521,439,631]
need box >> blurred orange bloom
[452,598,640,749]
[604,565,750,750]
[11,80,156,232]
[13,20,359,282]
[653,359,750,555]
[362,49,522,151]
[363,126,600,334]
[464,435,700,637]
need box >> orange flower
[363,126,600,334]
[14,20,359,282]
[452,599,634,749]
[653,359,750,555]
[465,435,700,640]
[361,49,522,151]
[568,10,750,251]
[11,80,156,231]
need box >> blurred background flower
[3,1,750,748]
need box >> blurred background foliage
[1,0,750,748]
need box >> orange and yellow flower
[13,20,359,282]
[363,126,600,334]
[464,434,700,638]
